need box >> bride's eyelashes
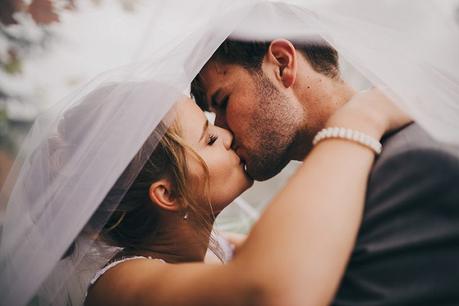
[207,134,218,145]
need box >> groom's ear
[266,39,297,88]
[149,179,180,212]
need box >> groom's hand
[328,88,412,139]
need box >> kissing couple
[1,8,459,306]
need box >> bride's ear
[149,179,180,212]
[266,39,297,88]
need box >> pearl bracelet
[312,127,382,155]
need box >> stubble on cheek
[245,75,300,180]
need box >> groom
[191,38,459,305]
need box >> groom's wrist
[325,107,385,141]
[313,126,382,155]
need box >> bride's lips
[235,147,253,180]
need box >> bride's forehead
[175,97,201,115]
[174,97,205,127]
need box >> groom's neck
[291,78,355,161]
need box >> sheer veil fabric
[0,1,458,305]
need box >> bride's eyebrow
[199,119,209,142]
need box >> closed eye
[207,134,218,145]
[211,95,229,111]
[219,96,229,110]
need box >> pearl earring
[183,211,189,220]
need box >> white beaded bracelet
[312,127,382,155]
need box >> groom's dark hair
[191,38,339,110]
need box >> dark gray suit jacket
[333,123,459,306]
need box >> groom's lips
[235,147,253,179]
[239,157,253,180]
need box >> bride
[0,79,409,306]
[72,86,407,306]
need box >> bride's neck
[125,212,215,263]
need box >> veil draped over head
[1,1,458,305]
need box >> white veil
[1,1,458,305]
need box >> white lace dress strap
[89,256,166,286]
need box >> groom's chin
[248,162,287,182]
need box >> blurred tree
[0,106,14,187]
[0,0,67,77]
[0,0,69,171]
[0,0,143,165]
[0,0,22,26]
[28,0,61,24]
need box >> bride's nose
[219,127,233,150]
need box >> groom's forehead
[200,62,248,92]
[194,61,251,111]
[200,62,229,87]
[197,63,230,105]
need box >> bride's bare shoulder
[85,257,166,306]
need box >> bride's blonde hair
[94,119,223,260]
[55,84,223,260]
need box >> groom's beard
[244,74,301,181]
